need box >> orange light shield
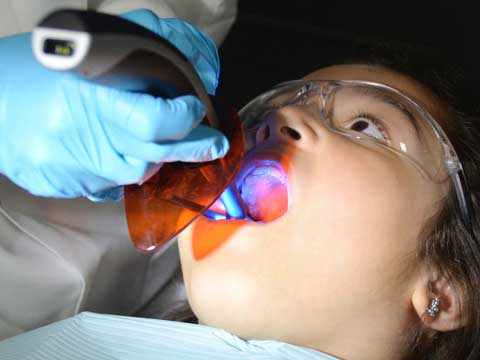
[124,108,244,253]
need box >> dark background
[217,0,477,109]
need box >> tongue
[240,167,288,222]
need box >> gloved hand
[0,9,228,201]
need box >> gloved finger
[149,18,219,95]
[119,9,170,34]
[96,85,207,142]
[118,10,219,95]
[89,148,153,186]
[86,155,159,201]
[107,124,229,163]
[87,159,160,201]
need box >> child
[177,56,480,360]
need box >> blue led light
[220,186,245,219]
[204,209,227,220]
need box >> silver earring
[427,297,440,318]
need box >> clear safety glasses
[239,80,474,231]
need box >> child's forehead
[302,64,451,126]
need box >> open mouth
[205,151,290,223]
[191,147,291,260]
[235,159,289,222]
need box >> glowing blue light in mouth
[204,160,289,222]
[203,184,247,221]
[220,186,246,219]
[203,209,227,220]
[238,162,288,221]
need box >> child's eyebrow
[357,86,422,141]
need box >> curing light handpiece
[32,9,246,253]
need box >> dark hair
[340,41,480,360]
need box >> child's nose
[254,106,321,149]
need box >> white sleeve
[0,175,181,341]
[95,0,238,46]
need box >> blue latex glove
[0,9,228,201]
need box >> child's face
[178,65,450,349]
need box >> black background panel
[217,1,476,109]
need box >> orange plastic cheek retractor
[124,108,245,253]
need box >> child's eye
[345,114,389,143]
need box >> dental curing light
[32,9,245,253]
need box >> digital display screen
[43,39,75,57]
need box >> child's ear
[411,272,466,332]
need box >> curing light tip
[219,185,247,219]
